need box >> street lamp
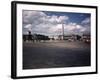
[62,23,64,40]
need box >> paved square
[23,41,90,69]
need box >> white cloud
[23,11,69,35]
[24,24,32,29]
[81,17,90,24]
[58,16,69,23]
[23,11,47,24]
[63,23,86,35]
[49,24,62,33]
[23,11,90,36]
[81,17,91,34]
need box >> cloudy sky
[22,10,91,36]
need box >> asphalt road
[23,41,90,69]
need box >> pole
[62,23,64,40]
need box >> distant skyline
[23,10,91,36]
